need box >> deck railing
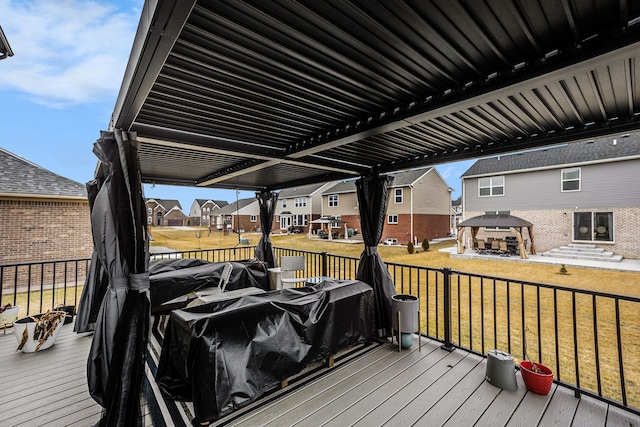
[2,246,638,415]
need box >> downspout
[308,195,313,238]
[410,185,414,243]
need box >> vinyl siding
[323,192,358,216]
[463,159,640,212]
[410,170,451,214]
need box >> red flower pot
[520,361,553,395]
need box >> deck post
[321,252,329,277]
[441,267,454,351]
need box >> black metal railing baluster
[592,295,602,396]
[572,292,581,397]
[615,298,627,406]
[480,276,485,354]
[441,267,453,351]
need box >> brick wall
[237,214,260,233]
[382,214,450,244]
[0,198,92,264]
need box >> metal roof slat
[193,2,424,103]
[167,40,362,122]
[148,76,325,136]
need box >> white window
[331,215,341,228]
[328,194,339,207]
[574,211,613,242]
[388,214,398,224]
[478,176,504,197]
[394,188,403,204]
[282,199,288,208]
[147,207,152,215]
[250,215,257,222]
[294,197,307,207]
[562,168,581,192]
[147,216,152,224]
[293,215,307,226]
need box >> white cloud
[0,0,140,107]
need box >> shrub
[421,238,430,252]
[407,241,414,254]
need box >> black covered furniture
[149,258,269,312]
[156,279,374,424]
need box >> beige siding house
[274,183,334,234]
[322,168,452,244]
[189,199,229,227]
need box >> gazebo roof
[458,214,532,228]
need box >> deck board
[506,383,556,426]
[319,343,449,426]
[412,360,488,426]
[379,352,484,426]
[351,348,468,426]
[1,321,637,426]
[292,341,443,426]
[572,395,607,426]
[538,387,580,427]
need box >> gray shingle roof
[146,198,182,210]
[216,198,256,214]
[462,133,640,177]
[387,167,433,187]
[195,198,229,208]
[0,147,87,198]
[322,180,356,195]
[278,182,329,198]
[322,167,434,194]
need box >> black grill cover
[156,279,374,424]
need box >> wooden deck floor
[1,322,639,427]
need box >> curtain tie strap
[365,246,378,255]
[130,272,150,292]
[110,277,129,289]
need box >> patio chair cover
[355,174,397,337]
[86,130,150,426]
[254,190,278,268]
[75,180,108,333]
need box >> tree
[421,238,430,252]
[407,241,414,254]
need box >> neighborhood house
[461,134,640,259]
[322,167,452,245]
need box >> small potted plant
[14,309,66,352]
[519,327,553,395]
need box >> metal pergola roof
[111,0,640,192]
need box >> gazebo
[456,214,535,259]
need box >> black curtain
[355,174,397,338]
[254,190,278,268]
[86,130,150,427]
[75,180,108,333]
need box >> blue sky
[0,0,471,210]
